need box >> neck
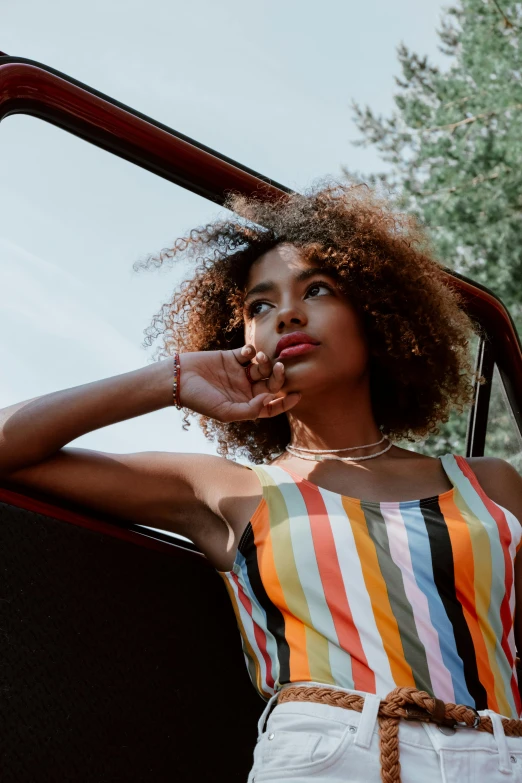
[287,380,383,453]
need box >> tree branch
[424,103,522,132]
[442,90,487,110]
[490,0,519,29]
[420,167,512,196]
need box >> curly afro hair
[134,180,479,463]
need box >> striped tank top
[218,454,522,717]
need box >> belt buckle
[406,701,480,731]
[453,706,481,730]
[435,705,481,734]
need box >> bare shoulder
[176,452,262,571]
[181,452,263,532]
[465,455,522,526]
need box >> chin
[282,363,322,392]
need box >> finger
[221,390,300,422]
[216,393,275,422]
[241,393,278,420]
[258,392,302,418]
[243,360,278,385]
[255,350,272,379]
[234,344,256,366]
[243,362,266,384]
[266,361,285,394]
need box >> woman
[1,183,522,782]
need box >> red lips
[274,331,320,359]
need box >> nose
[277,302,307,332]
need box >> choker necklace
[285,434,392,462]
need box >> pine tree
[346,0,522,321]
[344,0,522,458]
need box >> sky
[0,0,450,461]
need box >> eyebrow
[244,267,338,302]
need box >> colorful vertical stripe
[218,454,522,717]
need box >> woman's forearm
[0,358,174,475]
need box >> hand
[178,345,301,423]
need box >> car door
[1,52,521,783]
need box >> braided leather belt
[277,685,522,783]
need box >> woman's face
[243,243,369,394]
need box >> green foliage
[345,0,522,319]
[344,0,522,458]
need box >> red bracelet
[172,353,182,409]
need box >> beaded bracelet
[172,353,182,409]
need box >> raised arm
[0,360,174,475]
[0,347,300,569]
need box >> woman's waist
[278,680,518,721]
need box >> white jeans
[247,682,522,782]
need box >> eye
[246,299,271,318]
[306,281,334,298]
